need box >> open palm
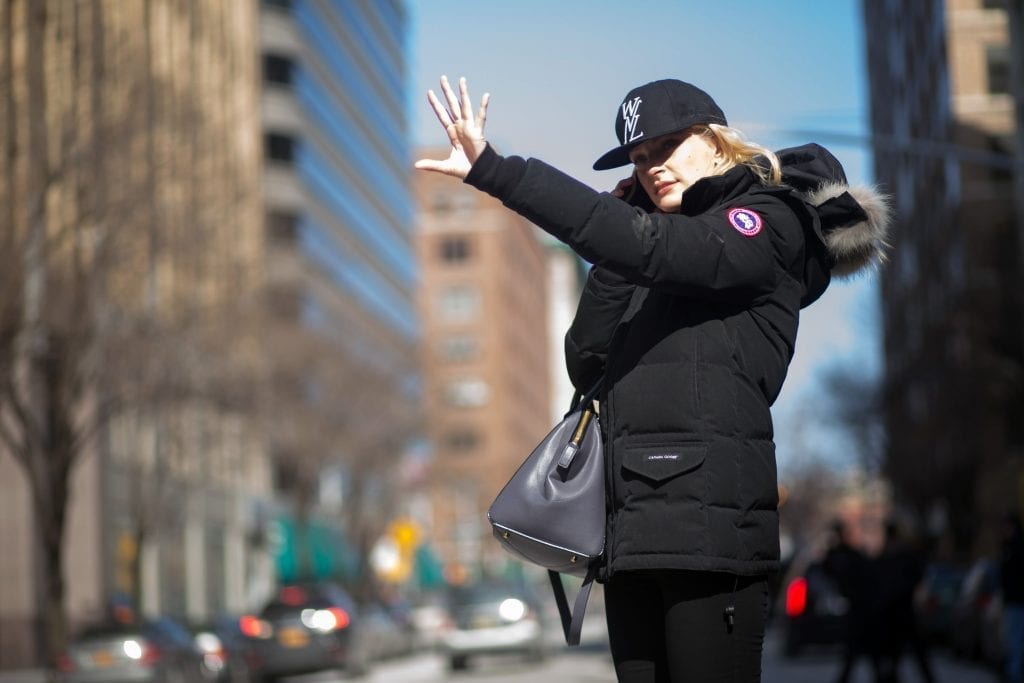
[414,75,490,180]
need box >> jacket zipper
[603,385,616,579]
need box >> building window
[443,429,480,452]
[981,0,1007,9]
[440,237,470,263]
[267,211,299,244]
[986,45,1009,95]
[437,285,480,321]
[443,378,489,408]
[263,0,292,10]
[263,54,294,86]
[440,335,478,362]
[265,133,295,163]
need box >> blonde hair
[697,124,782,186]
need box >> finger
[440,75,462,120]
[458,77,473,121]
[476,92,490,132]
[426,89,453,129]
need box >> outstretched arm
[414,75,490,179]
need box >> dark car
[438,580,549,671]
[58,616,206,683]
[913,562,966,646]
[240,581,369,682]
[779,560,851,657]
[950,557,1001,661]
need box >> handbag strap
[547,564,598,646]
[567,376,604,416]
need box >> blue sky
[406,0,883,473]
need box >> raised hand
[414,75,490,179]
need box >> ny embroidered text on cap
[592,79,727,171]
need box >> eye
[630,151,647,165]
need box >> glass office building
[259,0,420,571]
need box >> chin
[655,197,682,213]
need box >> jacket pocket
[620,442,707,485]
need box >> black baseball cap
[592,79,728,171]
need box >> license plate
[278,626,309,648]
[92,650,114,667]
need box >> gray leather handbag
[487,381,604,645]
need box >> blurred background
[0,0,1021,681]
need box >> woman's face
[629,128,722,212]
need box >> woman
[416,76,890,682]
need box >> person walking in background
[876,520,936,683]
[824,519,884,683]
[415,74,890,682]
[1000,512,1024,683]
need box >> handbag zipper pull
[557,442,579,469]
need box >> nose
[639,162,664,179]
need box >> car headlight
[498,598,526,622]
[122,639,143,660]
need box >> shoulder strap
[548,564,598,646]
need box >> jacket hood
[778,143,892,278]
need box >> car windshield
[448,583,530,607]
[260,583,354,618]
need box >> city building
[863,0,1023,558]
[414,158,553,576]
[257,0,419,587]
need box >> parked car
[438,580,549,671]
[950,557,1001,661]
[778,559,850,657]
[190,615,261,683]
[58,616,206,683]
[913,562,966,646]
[240,581,370,681]
[358,601,414,662]
[978,589,1008,672]
[408,594,449,651]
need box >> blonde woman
[417,76,889,682]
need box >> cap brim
[592,145,634,171]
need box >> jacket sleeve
[465,145,805,302]
[565,266,636,391]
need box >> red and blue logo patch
[727,208,763,237]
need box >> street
[0,622,1001,683]
[274,623,1002,683]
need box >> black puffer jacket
[465,143,890,578]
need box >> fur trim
[802,181,893,278]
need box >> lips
[655,180,677,196]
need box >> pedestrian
[416,75,890,682]
[875,520,935,683]
[1000,512,1024,683]
[823,520,884,683]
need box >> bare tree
[260,302,419,597]
[820,362,887,475]
[0,1,263,666]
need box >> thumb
[414,159,444,172]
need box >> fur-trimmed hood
[778,143,892,278]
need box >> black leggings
[604,570,769,683]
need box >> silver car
[439,581,550,671]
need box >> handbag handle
[557,377,604,470]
